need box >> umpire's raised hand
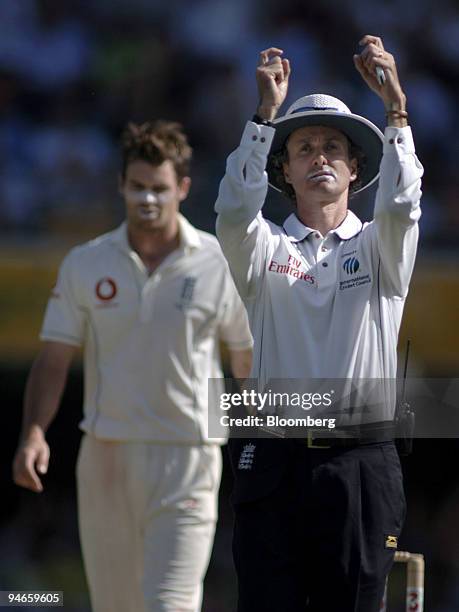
[256,47,291,122]
[353,35,407,126]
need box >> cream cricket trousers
[76,435,222,612]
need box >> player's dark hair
[270,135,366,202]
[120,120,192,180]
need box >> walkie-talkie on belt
[395,340,415,456]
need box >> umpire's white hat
[267,93,384,196]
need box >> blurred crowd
[0,0,458,246]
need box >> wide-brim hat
[267,94,384,196]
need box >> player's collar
[111,214,202,254]
[283,210,363,242]
[330,210,363,239]
[283,214,314,242]
[110,223,130,252]
[177,213,202,251]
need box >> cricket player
[13,120,253,612]
[215,36,423,611]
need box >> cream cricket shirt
[41,214,252,443]
[215,121,423,421]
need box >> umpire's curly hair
[120,120,192,180]
[269,136,367,201]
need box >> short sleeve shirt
[41,215,252,443]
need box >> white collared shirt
[41,214,252,443]
[215,121,423,421]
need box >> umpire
[215,35,423,611]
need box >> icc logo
[343,257,360,275]
[95,277,117,301]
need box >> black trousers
[229,438,406,612]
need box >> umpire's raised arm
[214,49,290,298]
[354,35,423,298]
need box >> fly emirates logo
[268,254,315,285]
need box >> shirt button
[321,246,328,252]
[252,135,257,141]
[397,137,403,143]
[389,138,394,144]
[261,136,266,143]
[322,262,328,267]
[314,233,320,238]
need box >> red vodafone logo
[95,277,117,302]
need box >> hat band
[290,106,341,114]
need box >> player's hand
[12,435,50,493]
[256,48,291,121]
[353,35,406,110]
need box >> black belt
[295,422,395,449]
